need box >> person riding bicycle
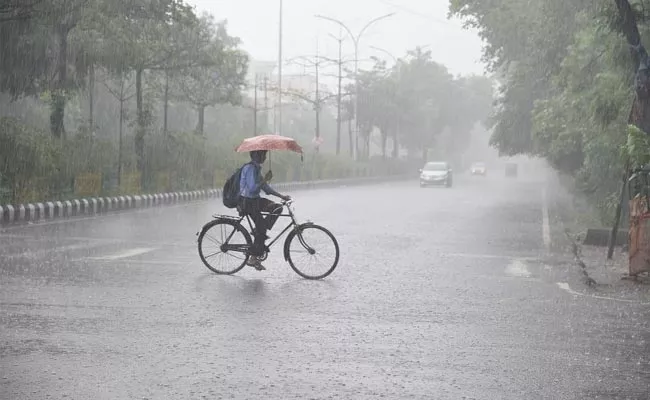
[239,150,291,270]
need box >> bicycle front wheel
[286,224,339,280]
[198,219,251,275]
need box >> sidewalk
[546,169,650,301]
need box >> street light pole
[277,0,283,135]
[315,12,396,160]
[328,32,344,156]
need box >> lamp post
[315,12,396,160]
[277,0,283,135]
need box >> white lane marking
[556,282,649,304]
[86,247,157,261]
[542,188,551,251]
[443,252,538,261]
[74,259,193,266]
[0,233,196,250]
[505,259,532,278]
[3,241,112,260]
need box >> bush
[0,118,60,203]
[0,121,409,204]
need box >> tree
[93,0,210,172]
[175,19,248,135]
[614,0,650,135]
[341,90,355,157]
[449,0,594,157]
[102,69,136,184]
[354,47,494,162]
[444,75,494,161]
[0,1,44,22]
[392,48,454,159]
[0,0,96,138]
[448,0,650,222]
[356,59,398,159]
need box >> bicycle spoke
[198,220,251,275]
[287,225,339,279]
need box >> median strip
[0,175,409,226]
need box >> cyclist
[239,150,291,270]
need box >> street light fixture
[369,45,398,65]
[315,12,396,160]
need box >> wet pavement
[1,172,649,399]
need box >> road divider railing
[0,174,410,225]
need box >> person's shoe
[247,256,266,271]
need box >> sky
[187,0,486,83]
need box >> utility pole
[283,52,340,152]
[329,32,344,156]
[264,76,269,132]
[163,70,169,136]
[253,74,259,135]
[243,78,273,137]
[315,39,320,144]
[277,0,283,135]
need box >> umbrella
[235,134,303,154]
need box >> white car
[470,162,487,176]
[419,162,453,188]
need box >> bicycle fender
[283,222,316,261]
[198,218,241,239]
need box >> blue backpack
[222,163,251,208]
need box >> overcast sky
[187,0,486,79]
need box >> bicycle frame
[214,200,309,255]
[244,204,298,249]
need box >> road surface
[1,171,649,399]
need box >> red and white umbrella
[235,134,303,154]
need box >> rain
[1,0,649,399]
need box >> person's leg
[259,198,282,230]
[242,198,266,257]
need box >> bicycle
[196,199,340,280]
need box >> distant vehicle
[419,161,453,188]
[470,162,487,176]
[505,163,518,178]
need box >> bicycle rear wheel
[198,219,251,275]
[286,224,339,280]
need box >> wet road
[1,172,649,399]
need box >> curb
[0,175,408,226]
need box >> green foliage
[174,18,249,135]
[0,118,59,202]
[627,124,650,166]
[355,48,494,159]
[0,116,407,204]
[450,0,595,157]
[0,0,414,204]
[449,0,650,224]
